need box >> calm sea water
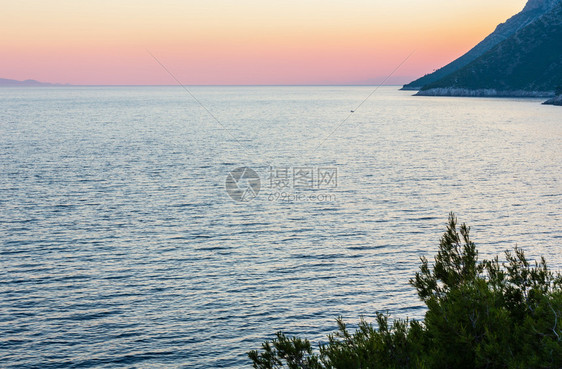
[1,86,561,368]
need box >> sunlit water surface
[1,86,561,368]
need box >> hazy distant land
[0,78,68,87]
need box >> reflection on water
[1,86,560,368]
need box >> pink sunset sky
[1,0,527,85]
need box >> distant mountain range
[0,78,66,87]
[404,0,562,103]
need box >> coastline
[408,87,561,106]
[415,88,554,98]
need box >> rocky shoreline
[415,88,554,98]
[409,88,561,106]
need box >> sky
[0,0,527,85]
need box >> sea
[1,86,561,368]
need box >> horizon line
[1,83,406,87]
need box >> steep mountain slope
[402,0,561,90]
[417,2,562,96]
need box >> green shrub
[249,213,562,368]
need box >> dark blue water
[1,86,561,368]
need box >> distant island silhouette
[0,78,69,87]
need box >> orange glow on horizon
[0,0,527,85]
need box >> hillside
[417,2,562,97]
[402,0,561,90]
